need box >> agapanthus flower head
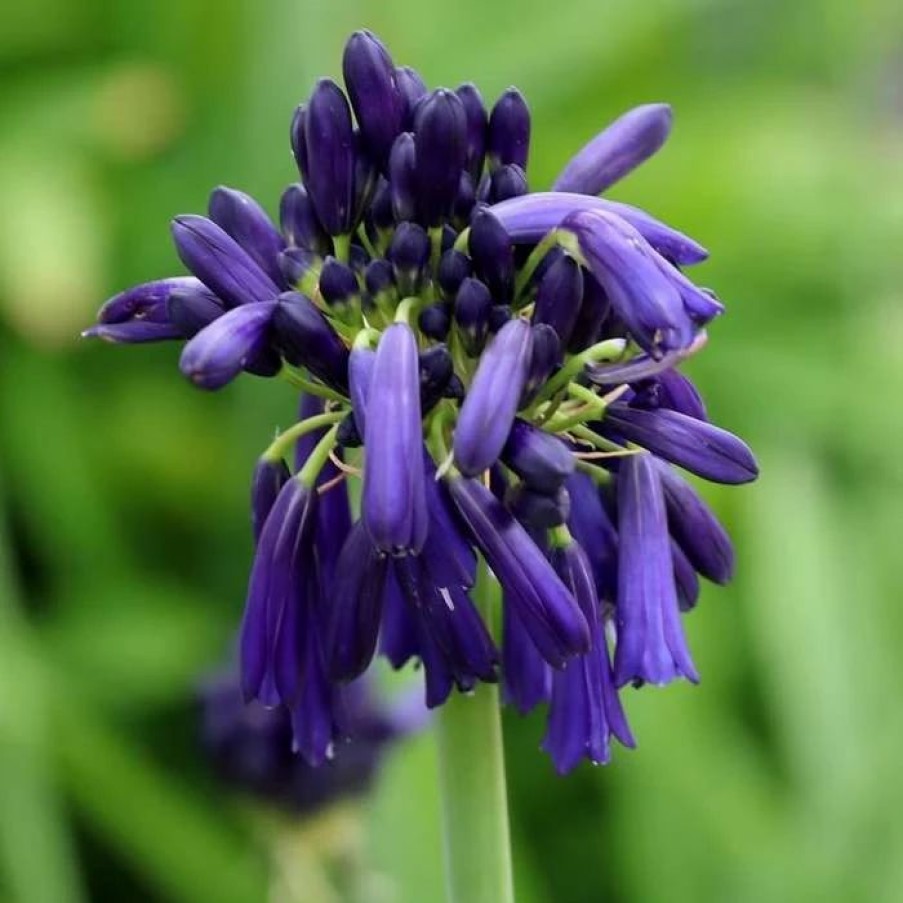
[86,29,758,773]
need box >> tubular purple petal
[502,601,551,714]
[97,276,201,324]
[602,404,758,485]
[447,476,590,666]
[453,318,533,476]
[208,186,286,287]
[279,184,332,256]
[251,457,291,543]
[362,323,428,554]
[171,215,280,307]
[614,454,698,687]
[552,103,672,195]
[502,420,574,492]
[166,284,224,337]
[83,321,183,343]
[489,192,709,265]
[532,252,584,349]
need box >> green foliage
[1,0,902,900]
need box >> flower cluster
[86,30,758,774]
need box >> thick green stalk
[435,563,515,903]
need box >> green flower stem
[297,424,341,486]
[436,560,515,903]
[263,412,345,463]
[333,233,351,264]
[512,228,561,303]
[280,366,346,403]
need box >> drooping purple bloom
[239,477,318,704]
[614,454,698,687]
[601,404,758,485]
[543,541,634,773]
[671,541,701,612]
[453,318,533,476]
[502,600,551,714]
[631,368,708,421]
[179,301,277,389]
[448,476,589,666]
[95,276,202,325]
[362,323,428,554]
[250,457,291,543]
[565,472,619,602]
[655,459,734,584]
[552,103,672,195]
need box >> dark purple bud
[388,132,417,222]
[413,89,468,226]
[501,419,575,493]
[454,277,492,356]
[533,253,584,349]
[453,318,533,476]
[318,257,360,310]
[488,88,530,171]
[418,303,451,340]
[327,521,389,680]
[179,301,276,389]
[208,186,285,287]
[82,321,183,343]
[456,82,488,180]
[543,541,634,773]
[672,541,700,613]
[289,105,309,180]
[488,304,512,333]
[505,483,570,529]
[279,184,331,255]
[304,78,355,236]
[419,344,454,413]
[437,249,472,299]
[96,276,200,324]
[469,208,515,302]
[565,473,618,602]
[488,164,528,204]
[271,292,350,392]
[171,215,280,308]
[351,131,378,226]
[388,221,430,294]
[502,601,551,714]
[239,478,318,703]
[451,172,477,226]
[279,247,320,288]
[362,324,428,554]
[251,457,291,543]
[656,459,734,584]
[489,192,709,266]
[552,103,673,195]
[602,405,758,485]
[521,323,561,404]
[614,454,698,687]
[342,30,403,171]
[364,258,395,300]
[166,283,224,337]
[444,373,465,400]
[367,178,394,233]
[449,477,589,666]
[562,209,692,356]
[395,66,427,129]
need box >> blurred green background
[2,0,902,900]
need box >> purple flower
[456,82,488,180]
[448,476,589,667]
[95,276,202,325]
[601,404,758,485]
[502,601,551,714]
[179,301,277,389]
[342,30,404,171]
[614,454,698,687]
[488,88,530,171]
[453,318,533,476]
[490,192,708,265]
[552,103,672,195]
[362,323,428,554]
[532,252,584,349]
[542,541,634,773]
[250,456,291,543]
[469,208,515,302]
[82,321,184,343]
[501,419,575,493]
[279,183,332,256]
[171,215,280,307]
